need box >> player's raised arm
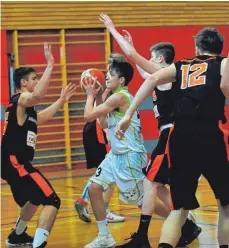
[99,13,160,74]
[37,83,76,125]
[18,42,54,107]
[116,64,176,138]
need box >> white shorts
[90,151,147,206]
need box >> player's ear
[158,55,164,63]
[21,79,27,88]
[119,77,125,86]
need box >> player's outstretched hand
[44,42,54,67]
[60,83,76,103]
[99,13,115,32]
[115,115,131,140]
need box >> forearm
[96,95,108,128]
[126,76,156,118]
[136,65,151,79]
[38,97,64,125]
[33,65,53,99]
[109,28,135,57]
[84,96,95,121]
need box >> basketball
[80,68,106,91]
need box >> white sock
[15,217,27,235]
[96,219,109,235]
[33,228,49,248]
[187,211,195,222]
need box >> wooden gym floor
[1,168,228,247]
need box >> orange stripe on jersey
[30,172,53,197]
[165,126,174,168]
[219,123,229,161]
[147,154,164,182]
[105,144,111,153]
[180,57,217,63]
[10,155,29,177]
[96,120,106,144]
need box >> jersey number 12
[181,62,208,89]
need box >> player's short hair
[108,53,126,66]
[13,67,36,89]
[195,27,224,55]
[109,61,134,86]
[150,42,175,64]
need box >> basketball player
[100,13,201,247]
[1,43,76,248]
[82,60,148,248]
[74,53,127,224]
[116,27,229,247]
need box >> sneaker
[176,222,202,247]
[115,232,151,248]
[6,227,33,247]
[84,233,116,248]
[35,241,47,248]
[106,209,125,223]
[75,199,91,223]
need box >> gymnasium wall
[113,26,229,154]
[1,1,229,169]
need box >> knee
[44,193,61,210]
[89,183,103,196]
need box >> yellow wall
[2,1,229,30]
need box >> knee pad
[43,193,61,210]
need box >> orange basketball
[80,68,106,91]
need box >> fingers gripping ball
[80,68,106,91]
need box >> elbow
[84,114,93,123]
[32,93,42,102]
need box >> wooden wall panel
[2,1,229,30]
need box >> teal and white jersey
[107,87,146,154]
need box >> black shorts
[1,154,57,207]
[83,121,109,169]
[142,126,173,185]
[169,122,229,210]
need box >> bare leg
[159,209,189,246]
[103,186,114,210]
[20,201,38,221]
[142,178,170,218]
[37,206,58,232]
[217,201,229,245]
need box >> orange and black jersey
[152,86,175,128]
[172,55,226,123]
[1,93,37,161]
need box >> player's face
[24,72,39,92]
[106,69,124,91]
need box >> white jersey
[107,87,146,155]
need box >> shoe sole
[107,218,125,223]
[6,240,32,247]
[75,202,91,223]
[84,240,116,248]
[176,227,202,247]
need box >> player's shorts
[1,153,58,207]
[90,151,147,206]
[83,121,109,169]
[169,120,229,210]
[142,124,173,185]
